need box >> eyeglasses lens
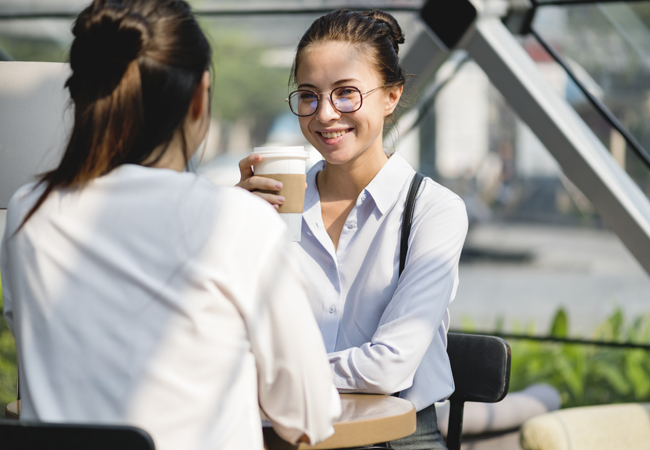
[289,87,362,116]
[291,91,318,116]
[332,87,361,113]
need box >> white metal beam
[463,17,650,275]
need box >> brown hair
[19,0,211,229]
[290,9,406,88]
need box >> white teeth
[321,130,348,139]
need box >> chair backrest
[445,332,511,450]
[448,333,511,403]
[0,419,155,450]
[0,61,71,209]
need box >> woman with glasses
[1,1,340,449]
[238,9,468,450]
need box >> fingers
[252,192,285,210]
[237,175,283,193]
[237,153,262,183]
[235,153,288,211]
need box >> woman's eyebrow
[333,78,359,85]
[297,78,361,90]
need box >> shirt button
[347,222,356,229]
[329,305,336,313]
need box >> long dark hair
[290,9,406,88]
[19,0,211,230]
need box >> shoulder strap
[399,172,425,277]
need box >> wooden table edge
[263,399,417,450]
[5,400,20,420]
[307,404,416,449]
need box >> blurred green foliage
[198,22,292,145]
[0,275,18,415]
[482,308,650,408]
[0,36,68,62]
[1,25,290,146]
[207,31,288,122]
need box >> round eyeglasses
[286,86,386,117]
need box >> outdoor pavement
[452,222,650,337]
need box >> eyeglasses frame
[285,85,389,117]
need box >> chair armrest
[520,403,650,450]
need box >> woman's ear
[384,85,403,117]
[190,71,211,121]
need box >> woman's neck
[143,131,188,172]
[316,146,388,202]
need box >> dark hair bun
[364,10,405,54]
[70,5,151,77]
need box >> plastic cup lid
[252,146,309,159]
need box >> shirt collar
[303,153,414,217]
[303,159,325,231]
[364,153,414,215]
[304,159,325,212]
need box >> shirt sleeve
[247,229,341,445]
[328,194,468,395]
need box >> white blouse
[296,153,468,412]
[1,165,340,450]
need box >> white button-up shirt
[1,165,340,450]
[296,153,468,411]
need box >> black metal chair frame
[445,332,512,450]
[352,332,511,450]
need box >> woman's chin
[318,148,354,166]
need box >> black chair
[0,419,155,450]
[445,332,511,450]
[363,332,511,450]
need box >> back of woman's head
[291,9,406,87]
[66,0,211,178]
[19,0,211,229]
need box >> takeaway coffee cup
[253,146,309,242]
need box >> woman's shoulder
[186,173,288,235]
[115,166,274,213]
[419,176,464,205]
[5,181,45,224]
[413,176,468,224]
[8,181,41,205]
[191,173,280,214]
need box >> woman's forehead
[296,41,379,88]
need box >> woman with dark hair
[0,1,340,449]
[238,10,468,450]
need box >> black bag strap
[399,172,424,277]
[392,172,425,400]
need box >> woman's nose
[315,96,341,122]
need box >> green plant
[0,274,18,414]
[466,308,650,409]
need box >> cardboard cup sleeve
[258,174,307,213]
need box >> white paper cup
[253,146,308,242]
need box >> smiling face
[295,41,402,169]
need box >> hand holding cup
[236,154,285,210]
[237,147,309,241]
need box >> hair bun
[71,5,151,75]
[365,10,405,54]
